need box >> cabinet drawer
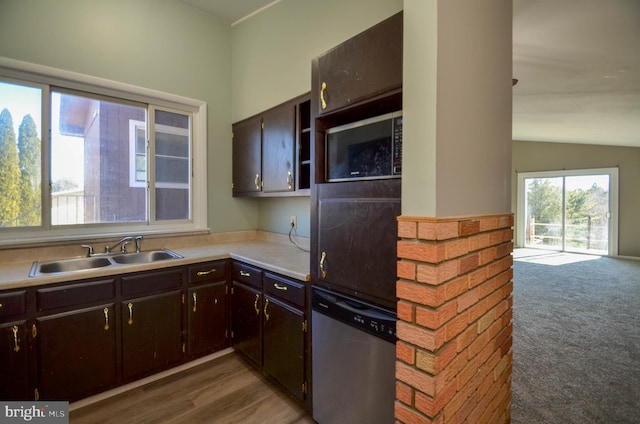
[37,279,115,312]
[121,269,183,297]
[189,260,227,284]
[232,262,262,289]
[264,273,304,308]
[0,291,26,319]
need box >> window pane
[0,81,42,228]
[52,90,147,224]
[154,110,190,220]
[565,175,609,254]
[524,177,563,249]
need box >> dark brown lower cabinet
[121,291,183,381]
[37,304,117,401]
[0,321,30,400]
[230,281,262,366]
[188,281,227,356]
[262,295,305,401]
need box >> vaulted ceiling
[181,0,640,147]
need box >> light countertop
[0,235,310,290]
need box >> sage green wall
[231,0,403,237]
[512,140,640,257]
[0,0,255,234]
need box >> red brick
[445,313,469,342]
[397,341,416,365]
[457,287,479,312]
[456,325,477,353]
[479,216,499,232]
[468,265,489,288]
[396,381,414,406]
[415,301,457,330]
[444,276,469,301]
[458,253,479,275]
[468,329,489,360]
[456,356,479,390]
[397,321,439,351]
[395,401,433,424]
[418,221,459,241]
[396,361,437,397]
[444,238,470,259]
[468,232,491,252]
[399,220,418,239]
[459,219,480,236]
[415,379,457,417]
[398,301,415,323]
[398,240,446,263]
[416,260,459,286]
[397,281,446,308]
[398,260,417,281]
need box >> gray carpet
[512,249,640,424]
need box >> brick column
[395,214,513,424]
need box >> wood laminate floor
[69,353,315,424]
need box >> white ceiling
[181,0,640,148]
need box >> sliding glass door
[517,168,618,255]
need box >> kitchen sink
[110,249,183,264]
[29,249,183,277]
[31,256,113,276]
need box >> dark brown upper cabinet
[232,115,262,195]
[313,12,402,117]
[232,94,311,197]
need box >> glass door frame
[516,167,619,256]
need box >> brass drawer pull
[128,303,134,325]
[273,283,288,291]
[320,251,328,278]
[320,82,328,110]
[264,298,270,321]
[254,174,260,190]
[254,294,260,316]
[240,270,251,277]
[12,325,20,352]
[193,292,197,313]
[103,307,110,331]
[197,269,216,276]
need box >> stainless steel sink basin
[31,256,112,276]
[110,249,182,264]
[29,249,183,277]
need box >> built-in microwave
[325,111,402,182]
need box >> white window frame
[516,167,619,256]
[0,57,208,246]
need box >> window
[0,59,207,246]
[516,168,619,256]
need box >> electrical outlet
[290,215,297,229]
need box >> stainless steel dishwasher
[311,286,397,424]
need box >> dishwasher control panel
[312,286,397,343]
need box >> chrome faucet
[105,236,133,254]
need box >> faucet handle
[121,239,131,253]
[81,244,94,257]
[134,235,143,253]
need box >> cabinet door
[37,304,117,401]
[314,12,402,115]
[230,282,262,366]
[0,321,31,400]
[262,103,296,193]
[232,115,262,195]
[122,291,183,381]
[188,282,227,357]
[263,296,305,401]
[315,180,401,309]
